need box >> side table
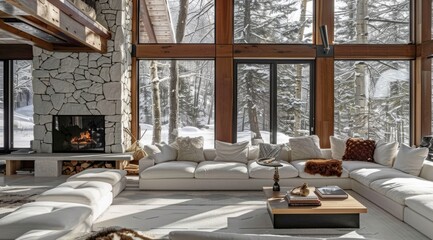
[256,158,283,191]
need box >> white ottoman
[0,201,92,240]
[67,168,127,197]
[36,181,113,221]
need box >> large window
[334,0,410,44]
[334,60,410,143]
[139,0,215,43]
[138,60,215,147]
[234,0,314,44]
[236,61,313,144]
[0,60,34,150]
[13,60,34,148]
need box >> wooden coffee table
[263,187,367,228]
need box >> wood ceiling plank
[48,0,111,39]
[0,18,53,50]
[5,0,107,52]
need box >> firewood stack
[62,160,115,175]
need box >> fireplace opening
[53,115,105,153]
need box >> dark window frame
[233,59,316,144]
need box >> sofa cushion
[37,181,112,205]
[140,161,197,179]
[0,201,92,240]
[144,143,178,163]
[175,136,205,162]
[248,160,298,179]
[405,194,433,222]
[289,135,323,160]
[393,143,428,176]
[214,140,249,163]
[330,136,348,160]
[342,138,375,162]
[67,168,126,186]
[373,140,399,167]
[350,168,413,187]
[291,160,349,178]
[370,178,433,204]
[342,160,386,172]
[195,161,248,179]
[67,169,127,197]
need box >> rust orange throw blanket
[304,159,342,177]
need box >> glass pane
[334,60,410,144]
[335,0,410,44]
[236,64,271,143]
[277,64,310,143]
[0,62,3,148]
[234,0,313,44]
[13,60,34,148]
[139,60,215,148]
[139,0,215,43]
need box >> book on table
[285,189,321,206]
[315,185,348,199]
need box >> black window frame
[233,59,316,144]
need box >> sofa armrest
[139,156,155,173]
[420,160,433,181]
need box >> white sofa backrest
[420,160,433,181]
[202,148,333,162]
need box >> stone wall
[32,0,132,153]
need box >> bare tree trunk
[294,0,308,136]
[169,0,189,143]
[245,71,262,140]
[150,60,161,144]
[354,0,368,136]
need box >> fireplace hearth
[53,115,105,153]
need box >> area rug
[75,227,154,240]
[0,193,37,208]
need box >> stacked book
[285,189,321,206]
[314,185,348,199]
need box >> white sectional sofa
[139,147,433,239]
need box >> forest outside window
[234,0,313,44]
[236,61,313,144]
[138,0,214,43]
[0,60,34,150]
[334,0,410,44]
[138,60,215,148]
[334,60,410,144]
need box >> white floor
[0,175,430,240]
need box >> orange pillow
[342,138,376,162]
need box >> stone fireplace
[53,115,105,153]
[31,0,132,153]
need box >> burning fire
[71,131,93,144]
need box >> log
[71,160,78,166]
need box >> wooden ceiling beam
[0,18,53,50]
[5,0,107,53]
[48,0,111,39]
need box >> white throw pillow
[289,135,323,160]
[143,143,177,164]
[176,136,205,162]
[374,140,399,167]
[330,136,348,160]
[215,140,249,163]
[393,143,428,176]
